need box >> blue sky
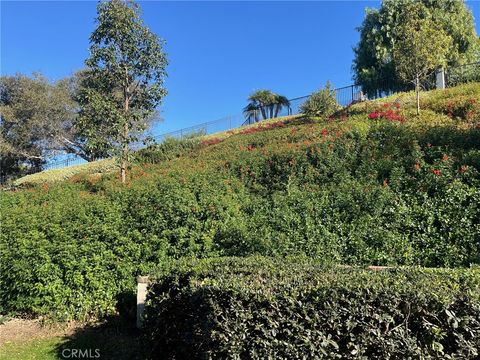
[2,1,479,136]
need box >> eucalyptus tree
[243,90,290,122]
[82,0,168,183]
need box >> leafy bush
[1,84,480,320]
[135,131,204,164]
[447,63,480,87]
[299,81,341,117]
[144,257,480,359]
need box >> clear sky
[1,1,479,136]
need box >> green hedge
[144,257,480,359]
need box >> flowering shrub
[368,102,405,122]
[422,84,480,124]
[1,83,479,321]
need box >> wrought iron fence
[7,62,479,179]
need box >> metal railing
[9,62,480,176]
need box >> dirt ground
[0,318,78,346]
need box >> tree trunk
[416,74,420,115]
[274,104,280,118]
[120,122,128,183]
[260,105,267,120]
[121,83,129,184]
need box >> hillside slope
[1,83,479,319]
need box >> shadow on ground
[54,314,146,360]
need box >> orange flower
[442,154,449,162]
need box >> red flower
[432,169,441,176]
[459,165,469,174]
[368,112,378,119]
[442,154,449,162]
[321,128,329,136]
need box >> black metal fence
[10,62,480,176]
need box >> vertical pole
[137,276,150,329]
[436,67,446,89]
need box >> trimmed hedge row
[144,257,480,359]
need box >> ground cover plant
[144,257,480,359]
[0,83,479,321]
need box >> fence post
[137,275,150,329]
[436,67,446,89]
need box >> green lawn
[0,338,63,360]
[0,322,144,360]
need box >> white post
[136,276,150,328]
[436,67,446,89]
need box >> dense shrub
[144,257,480,359]
[299,81,341,117]
[1,84,479,320]
[446,64,480,87]
[135,131,204,164]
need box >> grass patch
[13,158,117,187]
[0,318,143,360]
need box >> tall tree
[353,0,479,97]
[84,0,167,183]
[393,5,452,114]
[0,73,78,180]
[243,90,290,123]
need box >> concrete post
[436,67,446,89]
[136,276,150,329]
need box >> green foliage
[1,84,480,320]
[80,0,168,181]
[447,63,480,86]
[0,73,77,181]
[243,90,291,122]
[135,131,204,164]
[392,4,452,114]
[144,257,480,359]
[393,5,452,83]
[299,81,340,117]
[353,0,479,96]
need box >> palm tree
[243,90,291,124]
